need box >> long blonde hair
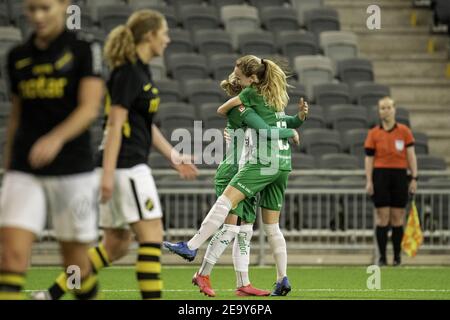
[236,55,290,112]
[103,9,165,69]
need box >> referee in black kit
[0,0,104,299]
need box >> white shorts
[99,164,163,229]
[0,171,98,243]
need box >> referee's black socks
[391,226,404,261]
[375,226,389,262]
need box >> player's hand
[171,153,199,180]
[100,172,115,203]
[409,179,417,195]
[290,129,300,146]
[28,133,64,169]
[298,97,309,121]
[366,181,374,196]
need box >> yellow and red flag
[401,200,424,257]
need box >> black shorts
[372,168,409,208]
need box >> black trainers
[393,256,402,267]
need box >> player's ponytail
[258,59,290,112]
[236,55,290,112]
[104,25,136,69]
[104,9,165,69]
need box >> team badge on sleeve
[239,105,246,113]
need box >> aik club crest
[145,198,154,211]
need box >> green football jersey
[214,107,246,185]
[238,86,292,171]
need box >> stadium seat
[209,53,239,80]
[313,83,351,107]
[0,81,8,102]
[154,79,183,102]
[194,29,233,56]
[10,2,31,37]
[149,57,167,81]
[291,153,316,169]
[320,31,359,63]
[201,103,228,130]
[237,30,276,55]
[0,6,9,26]
[327,104,368,132]
[183,79,226,106]
[129,5,178,28]
[128,0,165,8]
[291,0,324,26]
[342,128,368,154]
[292,103,326,132]
[287,82,308,106]
[351,82,391,107]
[167,53,209,81]
[180,5,221,32]
[260,6,300,32]
[221,5,260,49]
[210,0,246,9]
[276,30,319,64]
[148,153,172,169]
[98,5,133,32]
[0,101,11,128]
[304,7,340,39]
[247,0,287,10]
[302,128,341,158]
[394,107,411,127]
[337,58,374,87]
[0,27,22,55]
[156,102,197,132]
[417,155,447,170]
[294,55,334,100]
[412,131,429,154]
[319,153,360,170]
[164,29,194,60]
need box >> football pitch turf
[24,266,450,300]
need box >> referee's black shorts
[372,168,409,208]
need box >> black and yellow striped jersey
[6,29,103,176]
[98,58,160,168]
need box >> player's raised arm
[217,96,242,116]
[282,97,309,129]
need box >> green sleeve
[282,114,304,128]
[238,86,256,107]
[243,109,295,139]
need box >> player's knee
[262,223,281,237]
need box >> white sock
[187,195,232,250]
[233,224,253,288]
[199,224,240,276]
[263,223,287,281]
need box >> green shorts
[215,183,257,223]
[229,163,290,211]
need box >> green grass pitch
[25,266,450,300]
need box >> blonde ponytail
[103,25,136,69]
[104,9,165,70]
[258,59,290,112]
[236,55,290,112]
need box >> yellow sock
[88,243,110,273]
[73,273,98,300]
[0,271,26,300]
[136,243,162,300]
